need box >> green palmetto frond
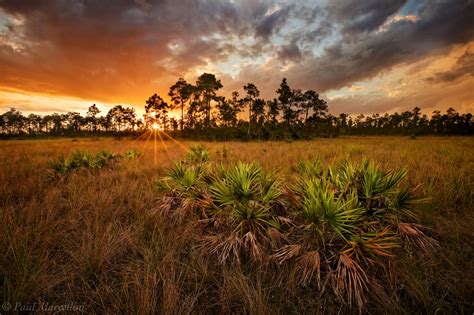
[160,162,205,196]
[49,156,69,176]
[210,162,279,207]
[93,150,118,169]
[207,162,285,263]
[295,159,323,178]
[70,150,95,169]
[328,160,358,194]
[187,144,209,164]
[389,185,430,220]
[358,161,407,199]
[123,149,141,160]
[300,178,363,242]
[49,150,119,176]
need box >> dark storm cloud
[0,0,473,113]
[276,40,302,63]
[291,0,474,91]
[328,0,407,34]
[254,5,291,41]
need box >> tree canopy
[1,74,472,139]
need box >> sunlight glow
[152,123,160,130]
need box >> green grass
[0,136,472,314]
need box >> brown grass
[0,136,473,313]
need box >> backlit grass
[0,136,472,313]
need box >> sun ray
[159,129,189,153]
[153,129,157,166]
[125,130,152,149]
[140,130,153,158]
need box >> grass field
[1,136,473,314]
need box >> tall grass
[0,137,472,313]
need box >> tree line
[1,73,472,139]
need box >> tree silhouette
[169,78,194,131]
[145,93,170,129]
[86,104,101,131]
[266,98,280,124]
[0,73,472,138]
[276,78,296,125]
[196,73,223,128]
[302,90,327,123]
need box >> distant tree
[243,83,260,123]
[302,90,328,122]
[216,94,242,127]
[276,78,297,125]
[266,98,280,124]
[252,99,266,125]
[196,73,223,127]
[169,78,194,130]
[27,113,42,134]
[106,106,125,131]
[86,104,101,131]
[170,117,179,131]
[123,107,137,130]
[145,93,170,129]
[65,112,82,132]
[1,108,25,134]
[1,75,473,139]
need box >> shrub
[156,152,438,311]
[123,149,141,160]
[186,144,209,164]
[49,150,119,176]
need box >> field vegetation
[0,136,473,314]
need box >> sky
[0,0,473,116]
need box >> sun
[152,123,160,130]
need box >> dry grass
[0,136,473,313]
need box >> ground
[1,136,473,313]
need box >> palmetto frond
[295,159,323,178]
[345,227,400,264]
[296,251,321,287]
[206,162,285,263]
[211,162,262,206]
[160,162,205,196]
[49,150,119,176]
[123,149,141,160]
[389,185,430,220]
[186,144,209,165]
[358,161,407,199]
[397,222,438,254]
[155,153,437,311]
[300,178,363,241]
[332,252,369,312]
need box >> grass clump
[49,149,142,177]
[48,150,125,176]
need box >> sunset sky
[0,0,473,116]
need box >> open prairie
[1,136,473,313]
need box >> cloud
[328,0,406,34]
[0,0,473,115]
[426,50,474,83]
[255,5,291,41]
[290,0,474,92]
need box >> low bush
[49,149,140,177]
[155,146,437,311]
